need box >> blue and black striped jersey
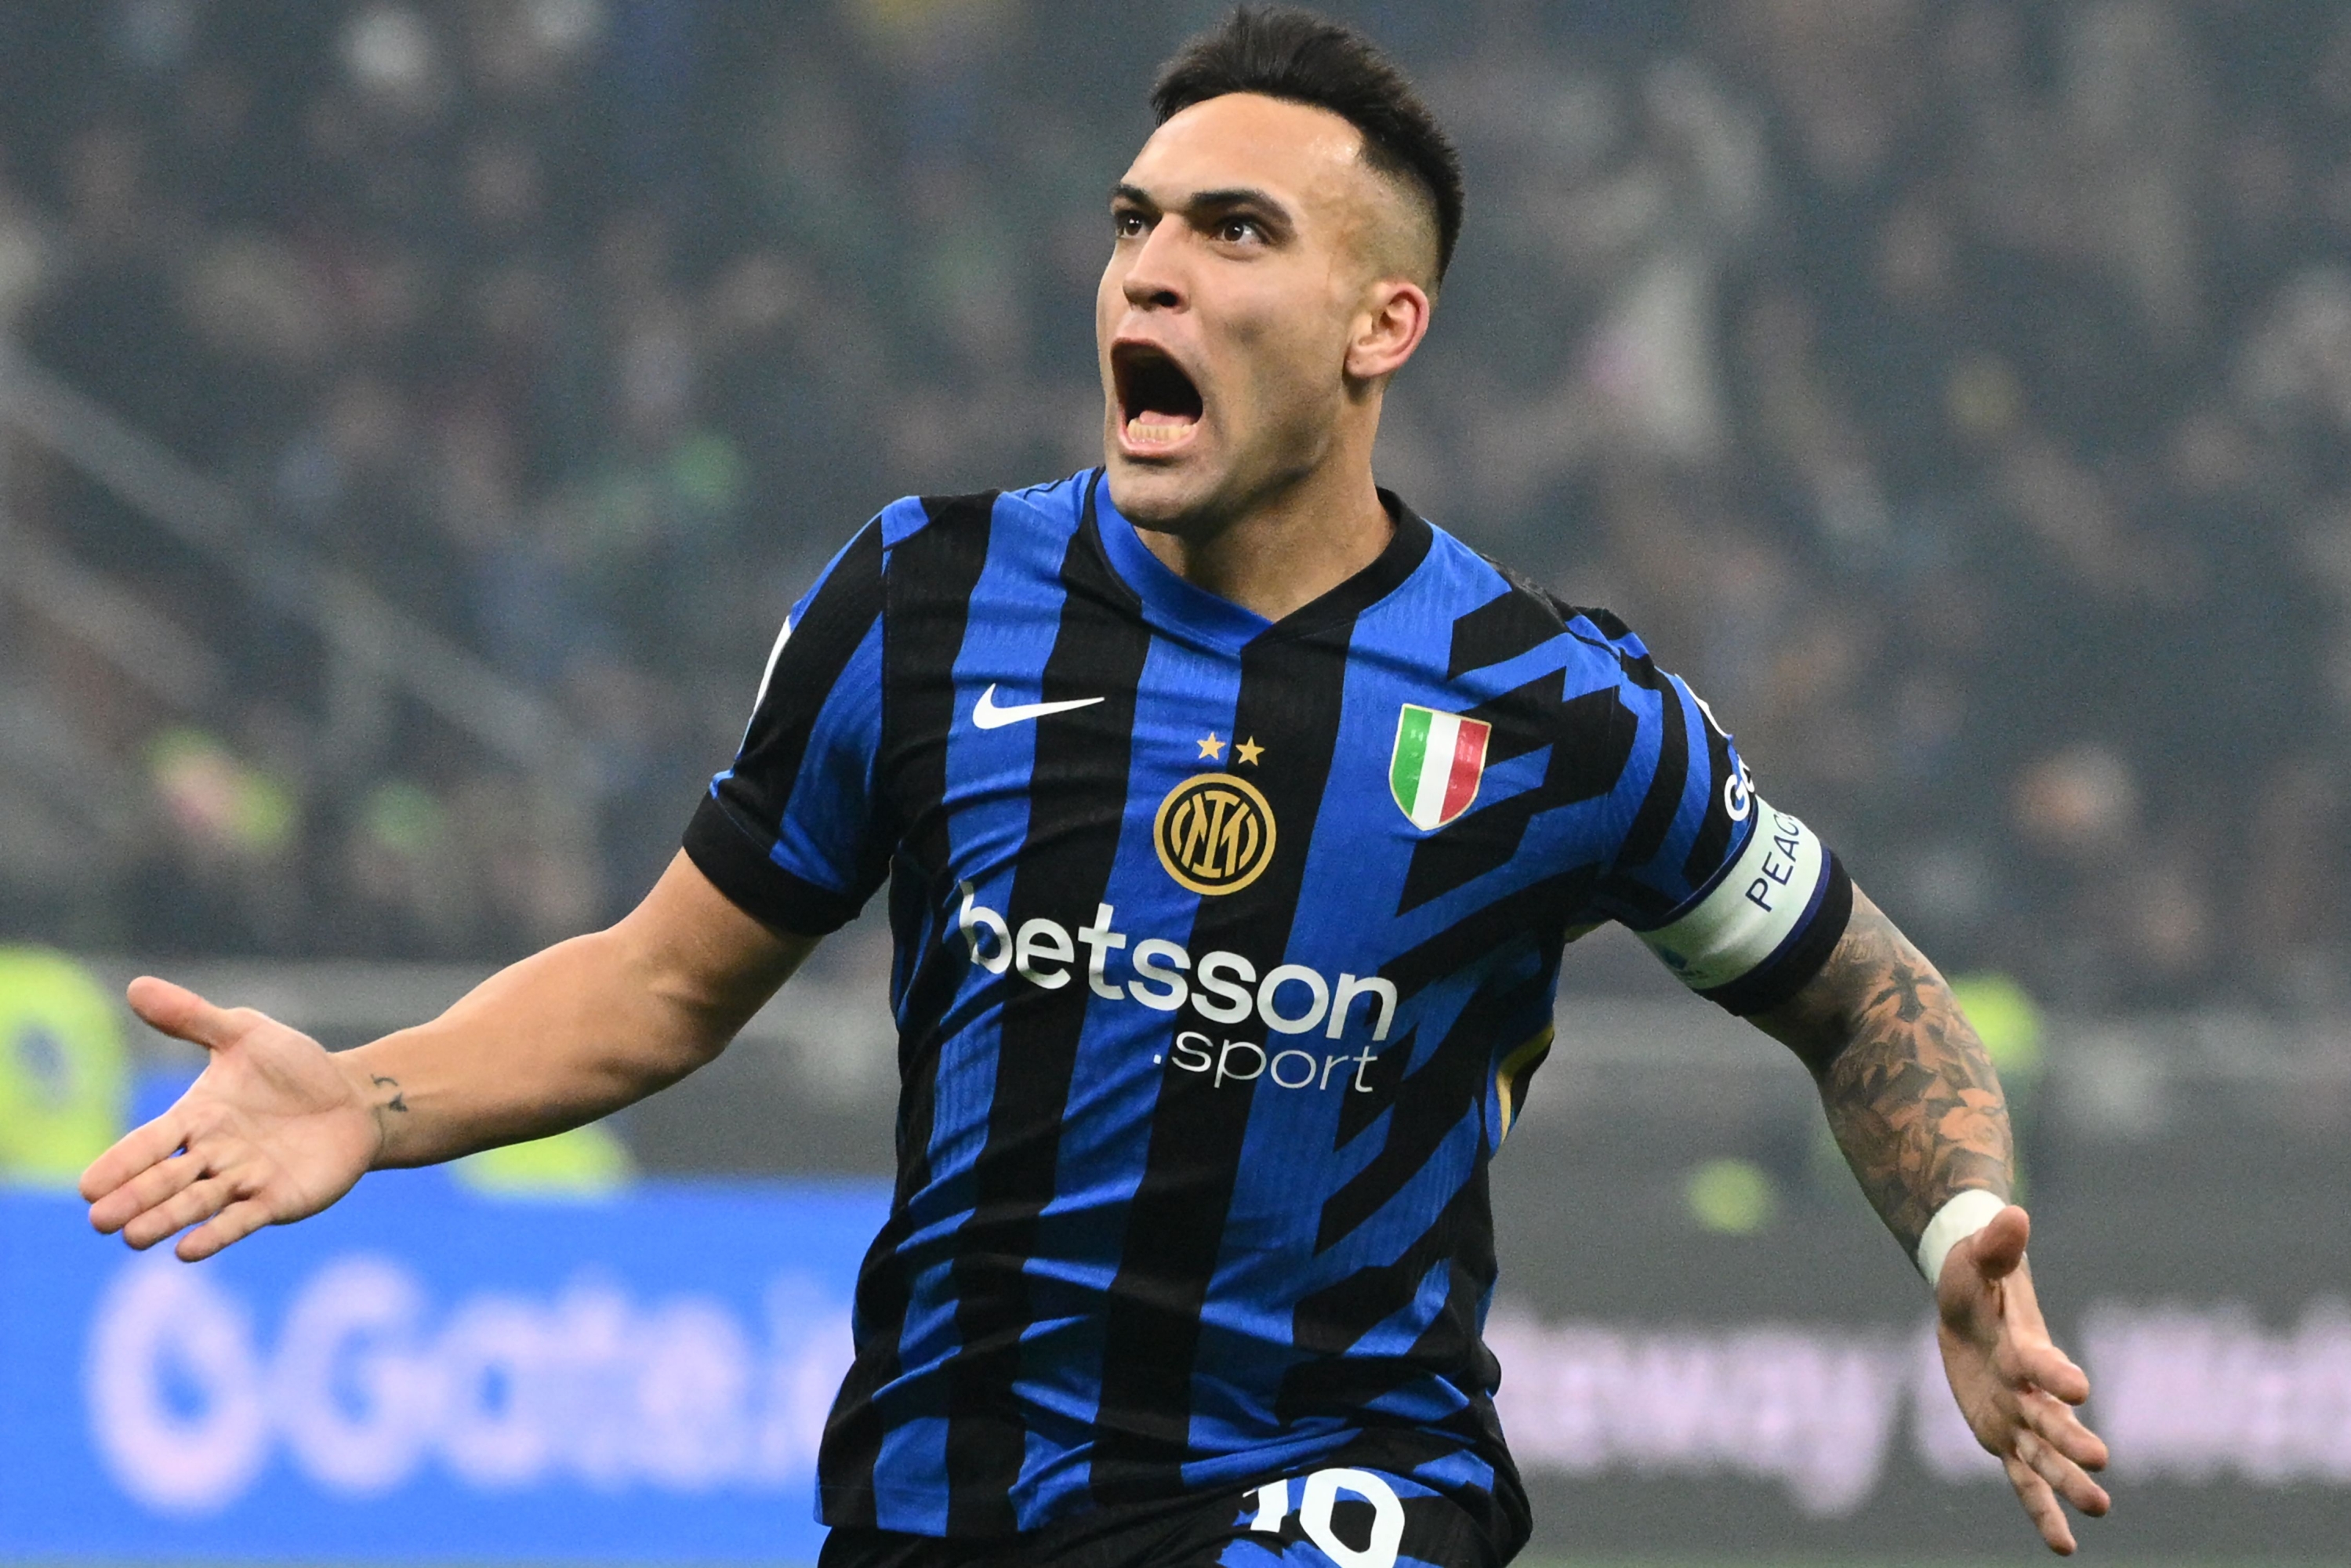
[684,470,1850,1559]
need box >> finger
[125,976,250,1053]
[2012,1339,2093,1406]
[2018,1429,2112,1518]
[2004,1453,2077,1555]
[2022,1389,2111,1472]
[1990,1327,2057,1384]
[86,1143,208,1234]
[1938,1207,2033,1330]
[1966,1203,2031,1282]
[1992,1248,2058,1335]
[119,1173,236,1251]
[78,1112,192,1207]
[178,1196,275,1263]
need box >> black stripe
[1280,1172,1496,1433]
[940,482,1157,1534]
[1333,866,1596,1174]
[721,521,885,819]
[683,794,869,935]
[1703,851,1856,1025]
[817,493,995,1528]
[1445,583,1564,680]
[1087,603,1366,1505]
[1312,961,1545,1253]
[1566,603,1634,642]
[1331,1021,1415,1151]
[688,521,886,929]
[1382,866,1595,1002]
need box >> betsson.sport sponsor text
[956,887,1397,1093]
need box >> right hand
[79,977,383,1262]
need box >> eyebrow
[1112,182,1295,230]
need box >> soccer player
[78,9,2108,1564]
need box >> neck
[1130,448,1394,623]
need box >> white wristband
[1916,1189,2008,1290]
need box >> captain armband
[1634,799,1853,1016]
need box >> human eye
[1112,209,1149,240]
[1214,215,1264,245]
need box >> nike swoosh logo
[972,684,1107,729]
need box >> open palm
[79,976,381,1261]
[1936,1203,2111,1553]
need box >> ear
[1344,278,1432,383]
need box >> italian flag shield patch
[1389,705,1492,830]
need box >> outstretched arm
[1751,884,2110,1554]
[1753,887,2012,1250]
[80,851,812,1261]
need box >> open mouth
[1112,342,1204,452]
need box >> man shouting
[82,9,2108,1564]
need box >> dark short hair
[1150,6,1465,286]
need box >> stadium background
[0,1,2344,1563]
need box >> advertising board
[1487,1127,2351,1561]
[5,1027,2348,1563]
[0,1175,880,1563]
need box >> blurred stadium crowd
[0,0,2345,1014]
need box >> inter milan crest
[1154,773,1277,895]
[1389,704,1491,831]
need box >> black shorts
[818,1467,1500,1568]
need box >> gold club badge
[1153,772,1276,895]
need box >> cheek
[1232,308,1346,416]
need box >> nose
[1121,222,1187,312]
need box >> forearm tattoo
[1767,893,2012,1254]
[370,1074,408,1113]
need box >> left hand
[1936,1203,2111,1553]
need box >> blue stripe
[870,1417,949,1534]
[764,613,885,896]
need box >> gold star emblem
[1197,732,1227,761]
[1234,736,1264,765]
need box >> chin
[1102,450,1223,535]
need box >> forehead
[1120,93,1374,215]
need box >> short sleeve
[684,520,889,937]
[1572,609,1852,1015]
